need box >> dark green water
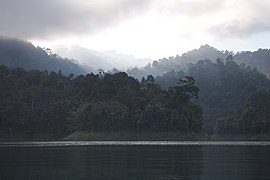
[0,142,270,180]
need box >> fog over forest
[0,37,270,137]
[1,0,270,138]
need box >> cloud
[1,0,270,43]
[153,0,270,39]
[157,0,225,17]
[206,0,270,38]
[0,0,154,40]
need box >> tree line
[0,65,202,137]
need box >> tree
[169,76,199,109]
[146,75,155,84]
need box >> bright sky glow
[1,0,270,60]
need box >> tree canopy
[156,58,270,135]
[0,65,203,137]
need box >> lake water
[0,141,270,180]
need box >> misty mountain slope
[127,45,233,79]
[0,37,89,75]
[174,45,232,65]
[156,59,270,134]
[53,45,114,71]
[234,49,270,78]
[53,45,151,71]
[147,46,270,135]
[128,45,270,79]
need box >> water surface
[0,141,269,180]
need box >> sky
[1,0,270,60]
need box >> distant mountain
[53,45,151,71]
[128,45,270,79]
[234,49,270,78]
[0,37,90,75]
[53,45,113,71]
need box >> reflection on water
[0,142,270,180]
[201,146,270,180]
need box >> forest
[156,58,270,135]
[0,65,202,137]
[128,45,270,136]
[1,39,270,139]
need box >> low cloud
[1,0,270,42]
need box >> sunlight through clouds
[1,0,270,59]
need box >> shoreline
[1,131,270,142]
[64,131,270,141]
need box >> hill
[126,45,270,135]
[156,59,270,134]
[0,37,90,75]
[128,45,270,79]
[53,45,151,71]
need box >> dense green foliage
[1,42,270,138]
[0,65,202,137]
[127,45,270,136]
[156,59,270,135]
[0,37,89,75]
[128,45,270,79]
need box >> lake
[0,141,270,180]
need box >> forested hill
[0,65,202,137]
[127,45,270,79]
[0,37,90,75]
[156,59,270,135]
[127,45,270,135]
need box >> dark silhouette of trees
[0,65,203,137]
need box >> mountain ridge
[53,45,152,71]
[128,44,270,79]
[0,37,91,75]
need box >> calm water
[0,141,270,180]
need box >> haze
[1,0,270,61]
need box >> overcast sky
[1,0,270,59]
